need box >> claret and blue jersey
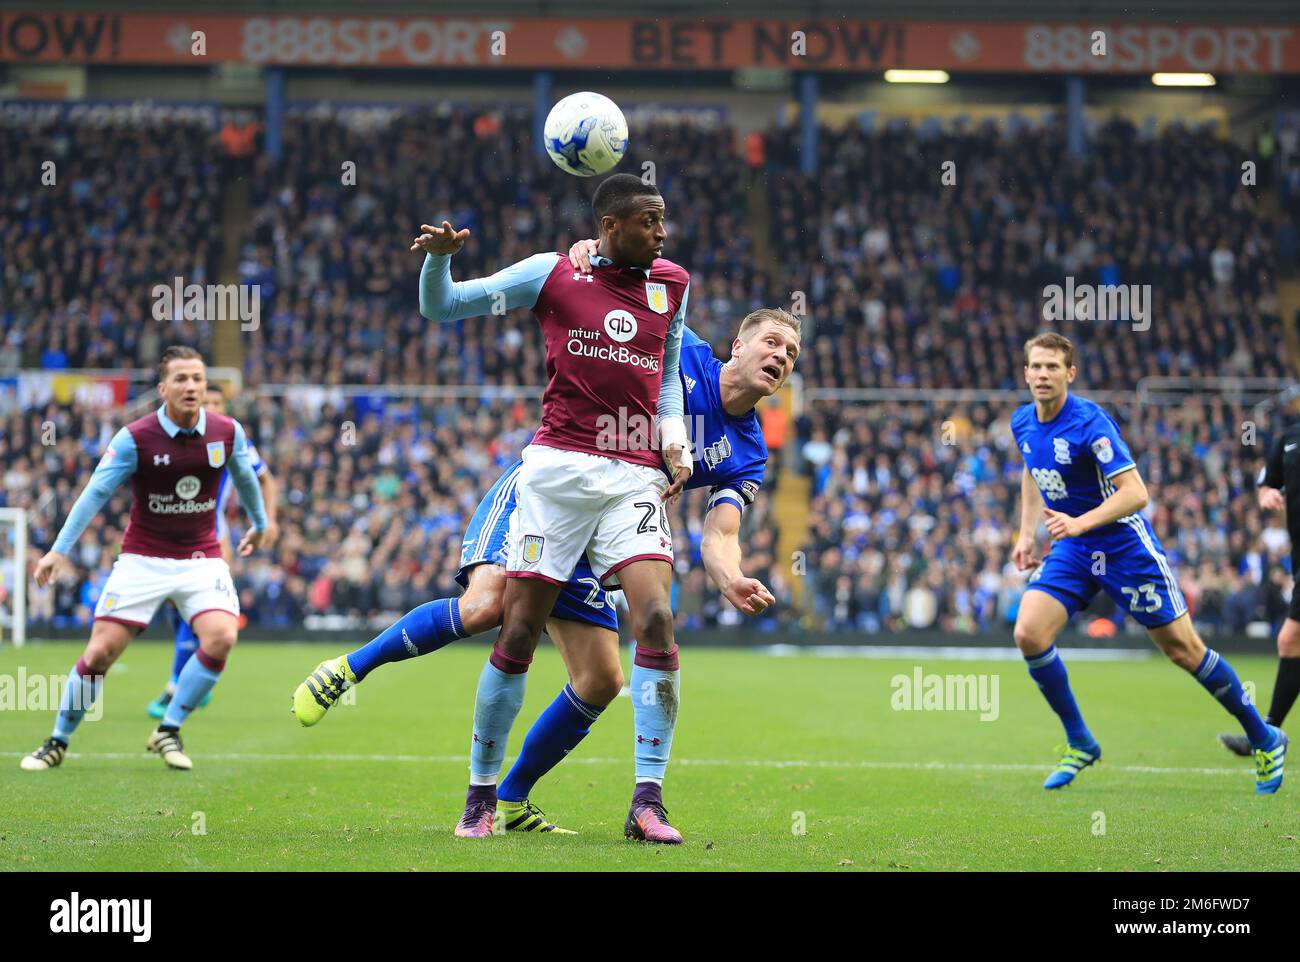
[458,325,769,630]
[1012,392,1187,627]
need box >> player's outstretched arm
[228,420,269,556]
[657,286,691,499]
[701,502,775,615]
[413,222,556,324]
[36,427,138,586]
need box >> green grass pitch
[0,641,1294,871]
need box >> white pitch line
[0,751,1250,777]
[756,644,1153,661]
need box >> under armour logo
[572,272,594,282]
[473,733,496,748]
[636,735,663,746]
[659,537,670,549]
[154,454,170,465]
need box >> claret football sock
[1024,645,1095,748]
[346,598,466,682]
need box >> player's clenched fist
[723,576,776,615]
[238,527,266,558]
[1259,486,1285,512]
[411,221,470,256]
[33,550,69,588]
[1011,538,1040,571]
[1042,507,1085,540]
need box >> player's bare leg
[1011,589,1069,659]
[616,558,683,842]
[21,619,135,771]
[455,575,564,838]
[1013,589,1101,789]
[459,564,507,634]
[1221,617,1300,757]
[491,619,624,835]
[497,576,564,664]
[548,619,624,707]
[294,564,500,727]
[1150,614,1286,792]
[147,610,239,770]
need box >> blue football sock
[468,648,529,786]
[52,659,103,745]
[162,649,224,729]
[632,645,680,784]
[345,599,466,683]
[171,618,199,686]
[1195,649,1273,749]
[1025,645,1095,748]
[499,684,604,803]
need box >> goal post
[0,507,27,647]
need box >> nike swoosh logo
[1287,444,1297,452]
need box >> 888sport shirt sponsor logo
[1031,466,1069,501]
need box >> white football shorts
[93,553,240,629]
[506,444,673,588]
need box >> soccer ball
[543,92,628,177]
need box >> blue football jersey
[1010,393,1139,541]
[679,326,768,512]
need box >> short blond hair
[737,307,802,340]
[1024,332,1075,368]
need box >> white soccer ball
[543,91,628,177]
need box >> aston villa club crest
[100,593,119,612]
[645,282,668,314]
[207,441,226,468]
[522,535,545,564]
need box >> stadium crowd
[769,119,1287,390]
[0,114,222,373]
[1,108,1296,637]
